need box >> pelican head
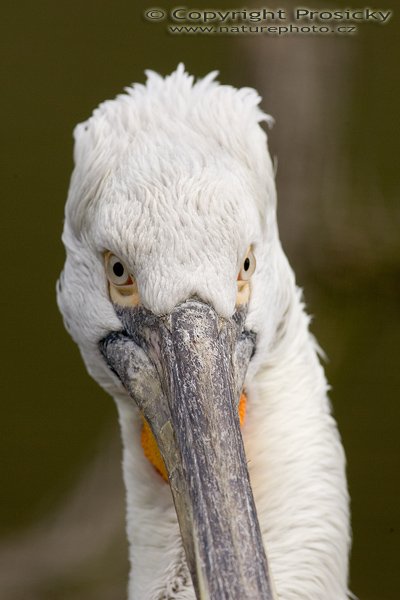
[58,65,350,600]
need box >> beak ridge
[100,299,273,600]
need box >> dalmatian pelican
[57,65,351,599]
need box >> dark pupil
[243,257,250,271]
[113,262,124,278]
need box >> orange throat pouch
[141,392,248,481]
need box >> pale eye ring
[238,249,256,281]
[106,254,133,286]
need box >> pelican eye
[238,248,256,281]
[104,252,140,306]
[106,254,133,286]
[236,247,255,306]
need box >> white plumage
[58,64,351,599]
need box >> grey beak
[100,299,273,600]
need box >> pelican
[57,65,351,599]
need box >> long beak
[100,299,274,600]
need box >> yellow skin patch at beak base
[105,250,254,480]
[141,392,248,482]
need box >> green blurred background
[1,1,399,599]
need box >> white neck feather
[114,283,350,600]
